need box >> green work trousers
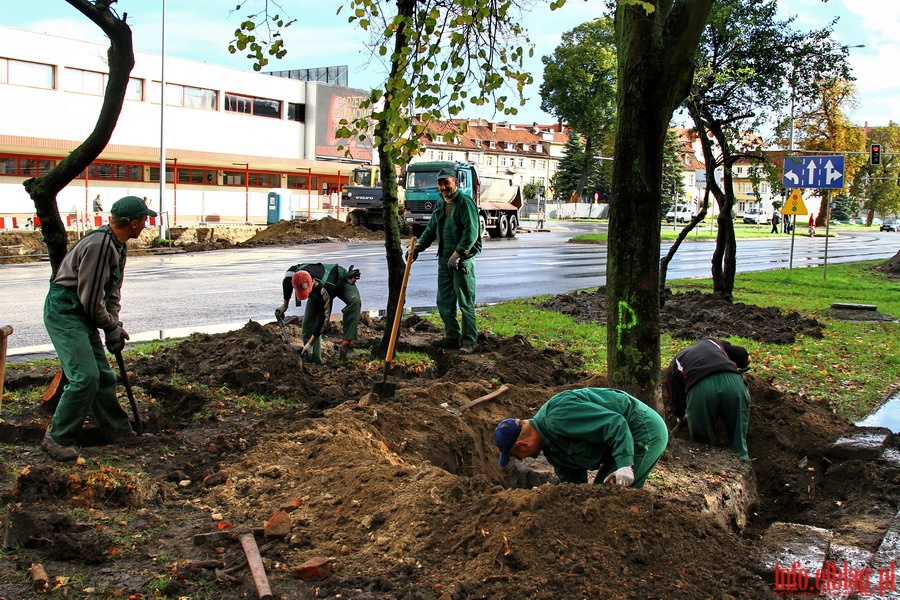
[43,284,132,446]
[301,272,361,364]
[686,371,750,459]
[592,400,669,489]
[436,255,477,347]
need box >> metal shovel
[373,237,416,398]
[114,351,142,435]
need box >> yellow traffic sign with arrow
[781,189,808,215]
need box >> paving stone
[821,544,875,599]
[759,522,833,593]
[868,509,900,599]
[830,426,893,459]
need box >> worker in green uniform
[494,388,669,488]
[407,168,482,353]
[41,196,157,462]
[276,262,361,363]
[664,338,751,459]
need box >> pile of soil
[239,217,383,247]
[541,287,825,344]
[2,286,898,600]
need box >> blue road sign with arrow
[782,155,846,189]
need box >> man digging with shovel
[276,263,361,364]
[41,196,155,462]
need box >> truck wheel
[498,215,509,237]
[479,214,488,238]
[506,215,518,238]
[349,212,362,227]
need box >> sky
[2,0,898,128]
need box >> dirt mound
[875,249,900,278]
[541,287,824,344]
[1,288,898,600]
[240,216,383,246]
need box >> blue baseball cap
[494,418,522,467]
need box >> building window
[287,174,308,189]
[64,68,144,100]
[177,168,216,184]
[77,162,143,181]
[0,155,58,176]
[223,170,245,186]
[438,151,444,161]
[518,158,524,168]
[249,172,280,187]
[224,93,281,118]
[287,102,305,122]
[530,160,536,169]
[488,141,496,148]
[0,57,55,89]
[538,160,546,169]
[536,144,543,153]
[148,166,175,183]
[150,81,216,109]
[486,156,493,166]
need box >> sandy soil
[1,228,899,600]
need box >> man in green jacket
[276,262,361,363]
[407,168,481,353]
[494,388,669,488]
[42,196,157,461]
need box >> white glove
[105,325,130,354]
[405,246,421,263]
[448,252,462,270]
[604,466,635,487]
[301,340,314,359]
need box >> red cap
[292,271,313,301]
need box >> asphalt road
[3,222,897,355]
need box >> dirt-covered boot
[339,344,356,361]
[41,428,79,462]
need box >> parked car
[665,206,694,223]
[881,219,898,232]
[742,208,771,225]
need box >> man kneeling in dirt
[276,263,361,363]
[664,338,751,459]
[494,388,668,489]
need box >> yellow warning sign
[781,189,808,216]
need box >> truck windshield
[407,172,438,189]
[352,170,373,186]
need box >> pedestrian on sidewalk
[770,212,781,234]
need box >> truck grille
[406,200,437,213]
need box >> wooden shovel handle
[237,532,272,600]
[385,236,416,365]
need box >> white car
[665,206,694,223]
[742,208,771,224]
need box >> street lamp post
[233,162,250,224]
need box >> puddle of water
[856,392,900,434]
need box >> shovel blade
[372,380,397,399]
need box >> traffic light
[870,143,882,165]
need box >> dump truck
[340,165,405,231]
[403,161,522,238]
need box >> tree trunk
[575,137,592,203]
[376,0,416,359]
[23,0,134,275]
[607,0,712,407]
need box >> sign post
[782,156,845,276]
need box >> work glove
[275,303,288,321]
[346,265,361,285]
[405,245,421,263]
[604,466,635,487]
[301,339,315,360]
[105,325,130,354]
[448,252,463,271]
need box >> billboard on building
[315,85,374,162]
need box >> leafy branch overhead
[230,0,536,163]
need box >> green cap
[110,196,157,220]
[436,168,457,181]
